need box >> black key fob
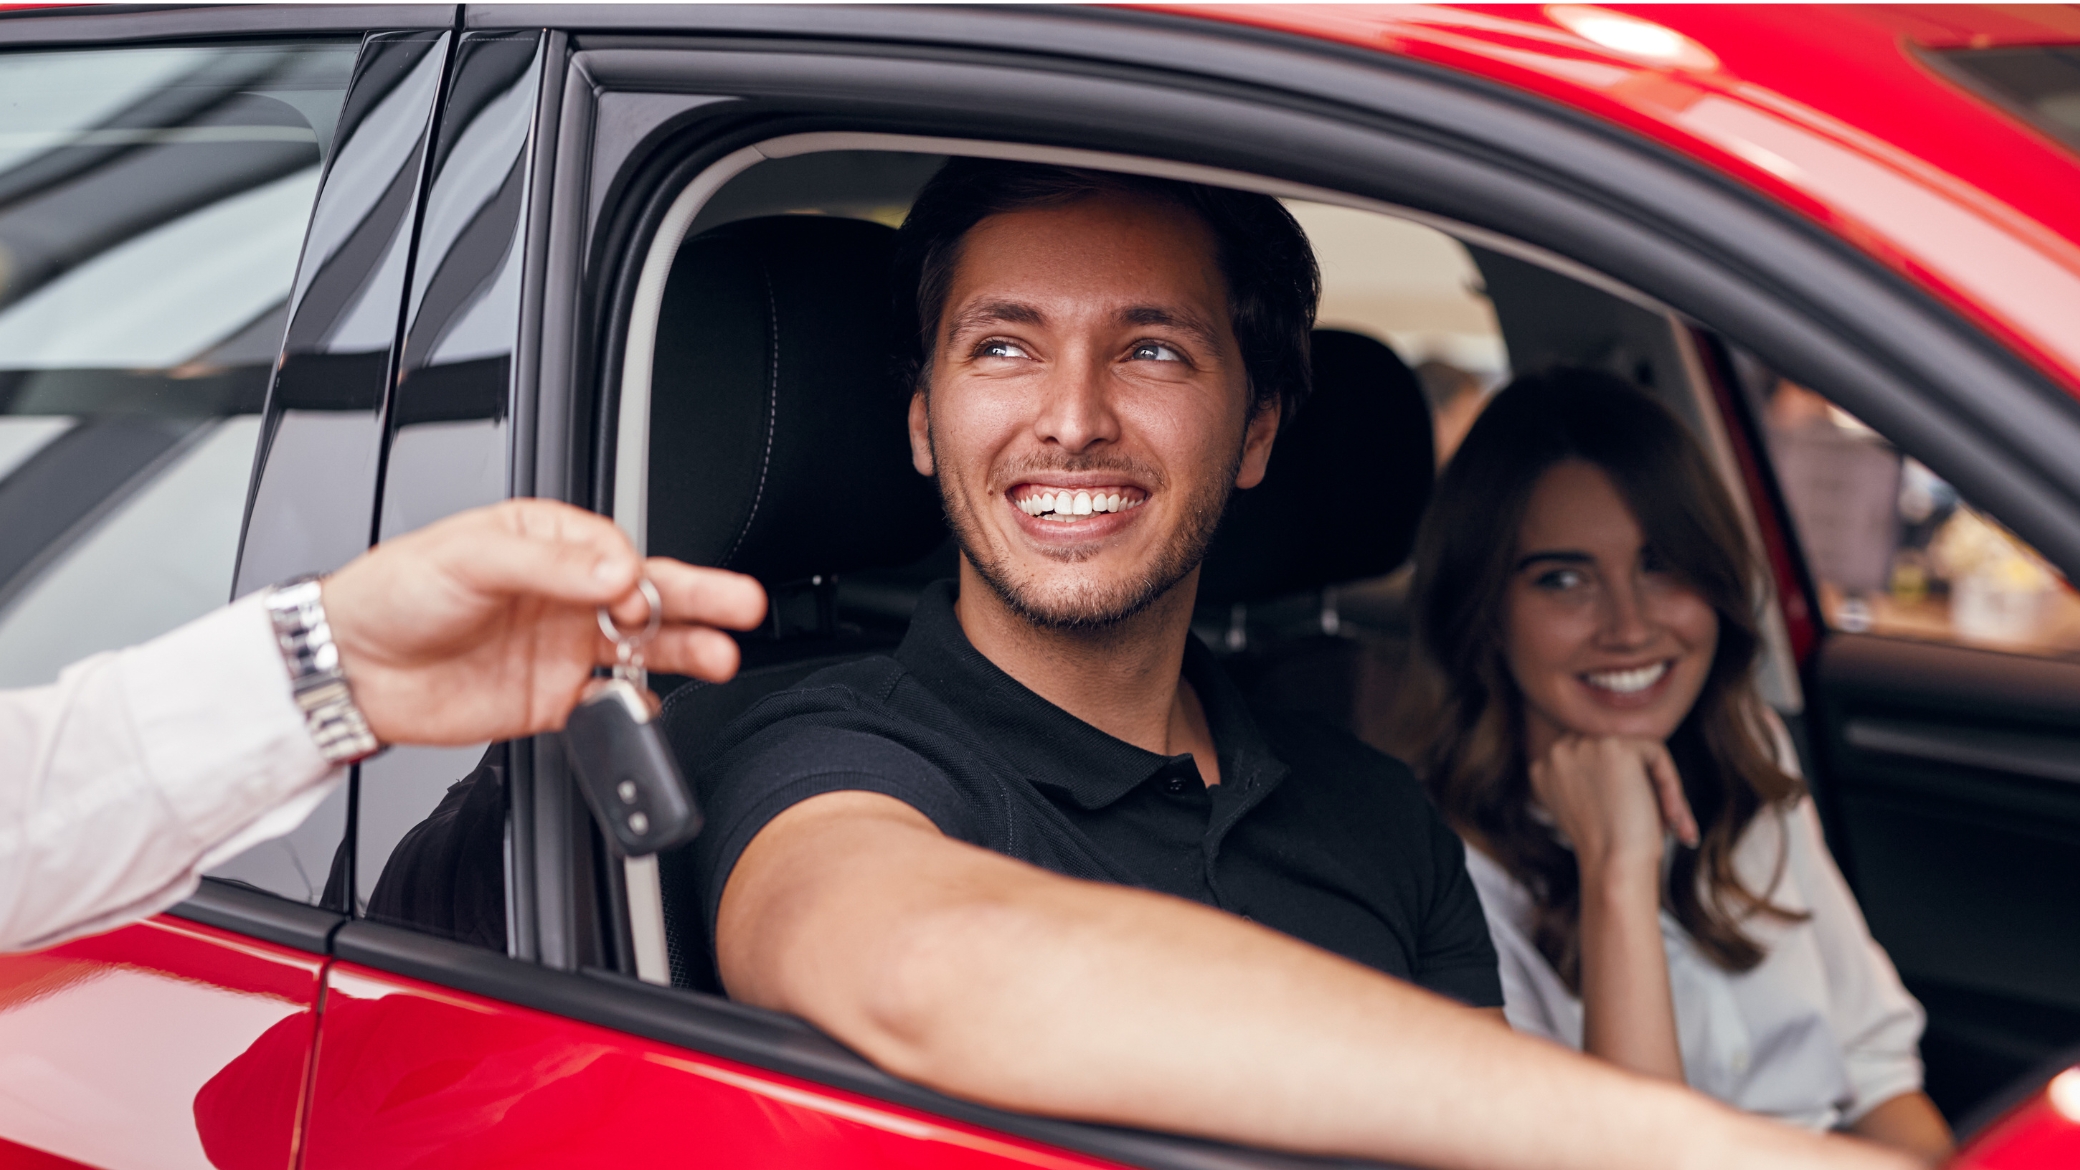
[563,679,702,855]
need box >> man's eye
[1129,341,1184,363]
[977,339,1029,359]
[1533,567,1587,591]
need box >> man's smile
[1011,483,1149,520]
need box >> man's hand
[318,499,766,746]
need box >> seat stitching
[723,261,780,570]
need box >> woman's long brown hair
[1400,369,1804,991]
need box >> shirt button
[1163,775,1192,795]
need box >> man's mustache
[992,454,1166,487]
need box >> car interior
[616,149,1780,989]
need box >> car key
[563,579,704,855]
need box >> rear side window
[1932,44,2080,154]
[0,41,355,692]
[1754,375,2080,660]
[0,43,356,907]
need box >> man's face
[909,192,1278,630]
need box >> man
[688,161,1913,1170]
[0,499,764,952]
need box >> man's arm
[719,791,1915,1170]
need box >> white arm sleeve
[0,592,342,952]
[1786,797,1927,1121]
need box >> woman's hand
[1530,735,1700,1084]
[1529,735,1700,879]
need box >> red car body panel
[1170,4,2080,401]
[0,918,322,1170]
[1950,1071,2080,1170]
[297,962,1124,1170]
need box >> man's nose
[1031,354,1121,452]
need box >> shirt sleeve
[0,592,341,953]
[1417,810,1506,1008]
[1786,797,1928,1121]
[689,721,973,942]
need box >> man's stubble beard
[932,425,1242,633]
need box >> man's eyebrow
[945,300,1044,336]
[1514,550,1593,571]
[1119,305,1221,348]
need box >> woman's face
[1503,460,1719,752]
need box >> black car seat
[1197,329,1435,746]
[648,214,946,991]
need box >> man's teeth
[1583,662,1670,695]
[1017,490,1143,519]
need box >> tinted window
[0,42,356,902]
[1933,45,2080,154]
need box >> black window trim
[172,876,347,954]
[0,4,456,45]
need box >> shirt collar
[894,579,1286,810]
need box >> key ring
[597,577,662,676]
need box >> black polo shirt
[689,580,1502,1006]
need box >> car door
[285,27,1150,1170]
[285,6,2080,1167]
[1702,348,2080,1124]
[0,11,452,1168]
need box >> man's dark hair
[892,158,1321,423]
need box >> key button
[627,811,650,835]
[616,779,639,804]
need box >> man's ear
[1234,398,1280,490]
[908,388,935,477]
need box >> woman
[1401,369,1952,1159]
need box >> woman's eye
[977,339,1029,359]
[1533,567,1587,591]
[1129,341,1184,363]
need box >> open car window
[618,142,1787,993]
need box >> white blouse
[1462,764,1926,1129]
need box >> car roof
[1165,3,2080,400]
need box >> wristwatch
[265,575,383,765]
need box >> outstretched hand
[318,499,766,746]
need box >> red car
[1,4,2077,1167]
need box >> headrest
[646,215,946,583]
[1198,329,1433,606]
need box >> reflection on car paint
[0,918,322,1170]
[376,31,543,544]
[300,963,1121,1170]
[236,32,452,597]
